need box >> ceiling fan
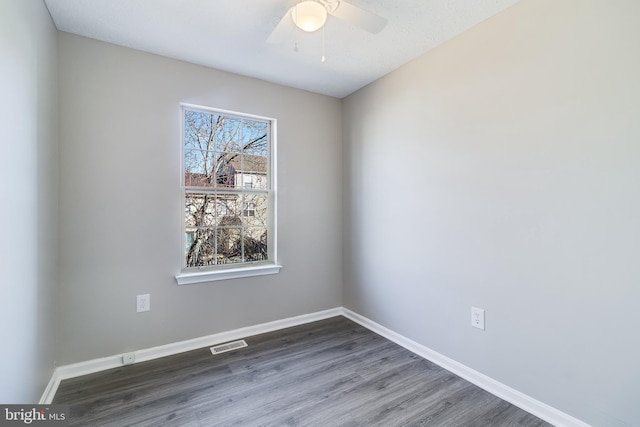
[267,0,387,44]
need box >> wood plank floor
[53,316,552,426]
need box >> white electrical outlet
[136,294,150,313]
[471,307,485,330]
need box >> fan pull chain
[321,25,326,62]
[294,2,300,53]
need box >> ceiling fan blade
[328,1,387,34]
[267,8,295,44]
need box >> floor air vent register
[210,340,248,355]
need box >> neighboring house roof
[185,154,267,187]
[228,154,267,174]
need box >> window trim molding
[177,103,279,284]
[175,263,282,285]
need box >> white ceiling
[44,0,520,98]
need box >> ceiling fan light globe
[292,1,328,32]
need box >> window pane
[185,193,216,228]
[184,149,215,187]
[185,228,216,267]
[241,155,268,190]
[214,116,243,153]
[244,228,268,261]
[184,148,214,174]
[214,152,239,188]
[184,110,213,151]
[216,227,243,265]
[218,196,242,225]
[241,122,268,156]
[242,194,267,226]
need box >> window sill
[175,264,282,285]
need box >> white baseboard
[41,306,590,427]
[39,373,61,404]
[340,308,591,427]
[40,307,342,404]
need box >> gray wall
[342,1,639,426]
[57,33,343,364]
[0,0,59,402]
[4,3,636,423]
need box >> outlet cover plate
[136,294,150,313]
[471,307,485,330]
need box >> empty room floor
[53,317,551,426]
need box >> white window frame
[175,103,281,285]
